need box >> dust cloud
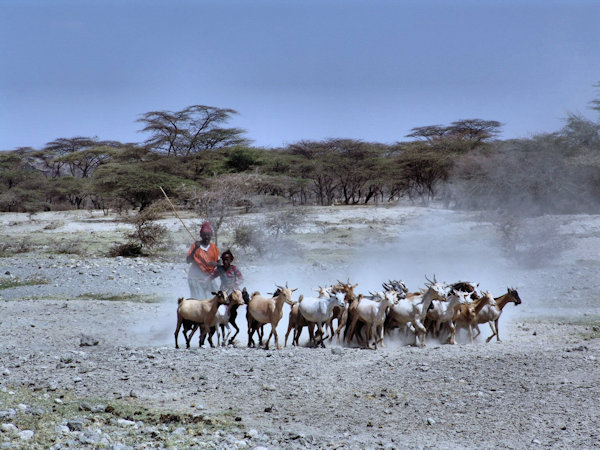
[141,206,590,348]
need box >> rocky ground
[1,206,600,449]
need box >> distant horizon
[2,0,599,151]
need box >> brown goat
[247,284,296,350]
[174,291,227,349]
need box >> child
[212,249,243,293]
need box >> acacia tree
[407,119,502,151]
[54,145,117,178]
[137,105,250,157]
[394,143,451,204]
[92,162,185,211]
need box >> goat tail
[177,297,184,305]
[298,294,304,303]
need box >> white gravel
[1,206,600,448]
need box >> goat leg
[174,317,182,349]
[229,321,240,345]
[486,320,498,343]
[317,323,325,348]
[284,322,294,347]
[293,325,303,346]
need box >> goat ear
[291,288,298,292]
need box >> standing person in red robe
[186,221,219,298]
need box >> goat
[174,291,227,349]
[330,281,362,345]
[247,284,297,350]
[382,280,408,299]
[298,290,346,348]
[426,290,472,344]
[209,289,246,346]
[453,291,495,343]
[284,298,313,347]
[345,291,396,349]
[384,276,447,347]
[473,288,522,342]
[222,287,250,345]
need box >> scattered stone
[427,417,436,425]
[67,420,84,431]
[79,402,92,411]
[79,430,101,445]
[0,423,17,434]
[331,348,343,355]
[116,418,136,427]
[0,409,16,419]
[532,438,541,444]
[18,430,34,440]
[91,404,106,413]
[54,425,70,434]
[80,335,99,347]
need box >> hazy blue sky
[1,0,599,150]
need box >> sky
[1,0,599,151]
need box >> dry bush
[265,208,305,238]
[492,214,570,268]
[109,204,169,257]
[231,223,268,256]
[107,243,143,257]
[182,173,258,245]
[0,237,33,256]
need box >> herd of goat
[174,277,522,350]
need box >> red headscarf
[200,221,213,234]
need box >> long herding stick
[159,186,196,243]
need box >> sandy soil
[1,205,600,448]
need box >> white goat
[426,290,472,344]
[346,291,396,349]
[213,290,246,346]
[298,290,346,347]
[385,278,447,347]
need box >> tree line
[1,95,600,217]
